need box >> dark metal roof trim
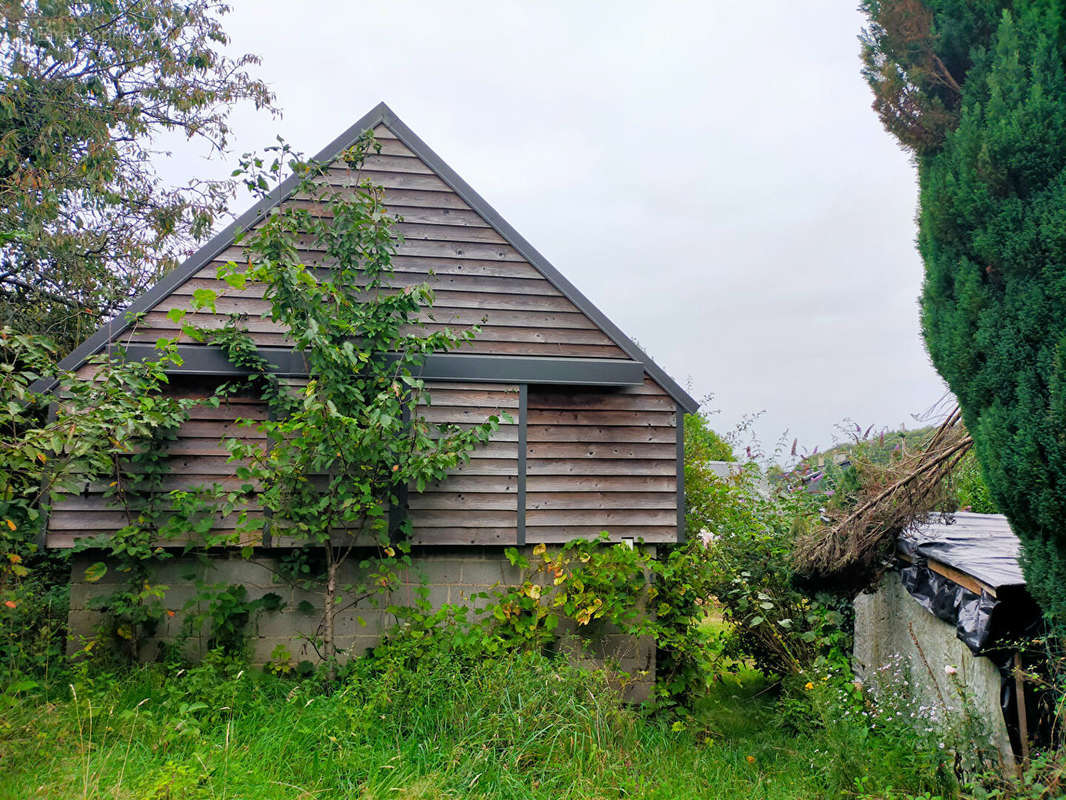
[117,344,646,386]
[676,403,686,544]
[48,101,698,412]
[377,107,698,413]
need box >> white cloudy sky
[160,0,947,456]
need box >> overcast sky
[161,0,947,458]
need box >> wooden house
[49,103,697,673]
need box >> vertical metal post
[676,403,686,543]
[517,384,527,547]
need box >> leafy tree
[683,412,733,537]
[0,327,197,673]
[199,136,502,677]
[0,1,274,351]
[860,1,1066,619]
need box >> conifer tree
[861,0,1066,620]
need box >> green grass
[0,650,955,800]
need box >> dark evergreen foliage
[862,0,1066,621]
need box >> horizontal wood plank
[395,222,507,245]
[407,509,517,527]
[525,492,677,510]
[525,442,676,460]
[525,509,676,526]
[325,168,452,192]
[526,458,676,476]
[416,308,599,330]
[416,387,520,408]
[419,406,517,425]
[408,528,517,545]
[407,492,517,511]
[526,425,676,444]
[525,527,677,544]
[410,325,617,347]
[525,475,675,492]
[360,154,435,174]
[49,510,263,531]
[436,457,519,476]
[526,390,676,412]
[526,408,676,427]
[176,272,563,302]
[420,475,518,493]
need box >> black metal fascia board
[377,106,699,414]
[676,403,686,544]
[414,354,644,386]
[43,101,698,413]
[118,343,311,376]
[517,384,527,547]
[115,344,645,387]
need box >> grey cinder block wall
[68,547,656,700]
[853,572,1013,767]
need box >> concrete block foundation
[68,547,656,699]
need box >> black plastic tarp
[899,513,1025,591]
[895,512,1048,759]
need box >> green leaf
[191,288,217,312]
[222,272,247,290]
[83,562,108,583]
[166,308,187,324]
[258,592,284,612]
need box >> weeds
[0,644,968,800]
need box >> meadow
[0,648,956,800]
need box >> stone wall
[853,571,1013,767]
[68,547,655,700]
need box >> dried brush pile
[794,408,972,593]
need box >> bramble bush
[692,460,853,680]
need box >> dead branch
[794,407,973,592]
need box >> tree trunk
[324,544,338,682]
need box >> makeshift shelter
[46,103,697,681]
[854,512,1047,768]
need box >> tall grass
[0,650,956,800]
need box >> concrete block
[460,558,513,588]
[68,582,94,611]
[450,585,493,609]
[418,559,463,586]
[334,607,387,636]
[334,634,381,660]
[67,609,103,641]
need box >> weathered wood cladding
[47,383,270,549]
[524,377,678,544]
[46,375,680,548]
[406,382,520,546]
[45,110,691,550]
[124,124,626,359]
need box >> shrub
[693,463,851,679]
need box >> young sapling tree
[193,134,503,677]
